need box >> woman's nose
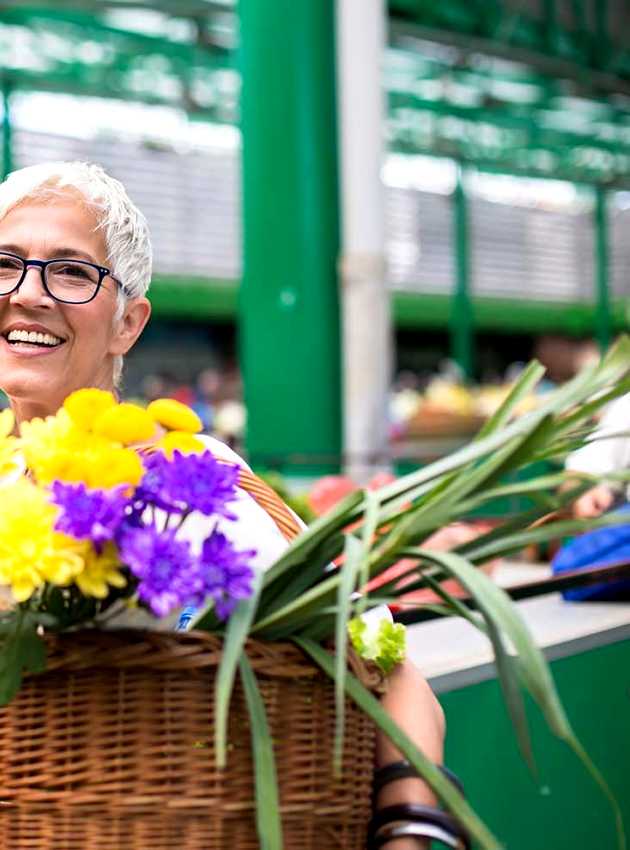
[8,267,53,308]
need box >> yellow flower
[147,399,203,433]
[63,388,116,432]
[19,408,144,489]
[19,409,85,485]
[73,542,126,599]
[81,446,144,489]
[155,431,206,457]
[0,479,82,601]
[93,403,157,445]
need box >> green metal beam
[239,0,341,475]
[0,7,237,119]
[146,277,628,339]
[148,275,237,320]
[451,168,474,379]
[388,0,630,97]
[3,6,630,186]
[2,80,12,181]
[594,186,612,351]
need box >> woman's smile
[1,321,67,356]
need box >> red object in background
[307,476,499,608]
[308,475,357,516]
[172,385,195,406]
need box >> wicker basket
[0,629,381,850]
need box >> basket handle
[220,461,303,543]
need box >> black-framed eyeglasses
[0,251,125,305]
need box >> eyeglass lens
[0,254,101,303]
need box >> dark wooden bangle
[373,760,465,798]
[367,804,471,850]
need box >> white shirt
[565,393,630,482]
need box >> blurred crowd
[389,335,600,441]
[132,366,247,448]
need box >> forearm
[375,659,446,848]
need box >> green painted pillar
[593,0,609,68]
[451,167,474,380]
[543,0,559,53]
[594,186,611,352]
[2,79,12,180]
[239,0,341,475]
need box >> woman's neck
[9,385,117,429]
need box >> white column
[336,0,392,484]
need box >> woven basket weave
[0,629,381,850]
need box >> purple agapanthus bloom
[117,524,202,618]
[137,450,240,519]
[51,481,130,547]
[199,530,256,620]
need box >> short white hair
[0,161,152,385]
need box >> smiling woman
[0,161,452,850]
[0,164,151,423]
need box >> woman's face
[0,195,150,420]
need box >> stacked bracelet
[370,761,470,849]
[373,760,465,799]
[368,804,471,850]
[370,820,464,849]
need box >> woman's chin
[0,371,65,417]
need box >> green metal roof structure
[1,1,629,471]
[3,1,630,185]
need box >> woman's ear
[109,297,152,356]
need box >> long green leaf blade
[239,655,283,850]
[476,361,546,439]
[334,534,364,773]
[203,569,264,767]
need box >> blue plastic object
[551,505,630,601]
[176,518,630,612]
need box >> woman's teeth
[6,330,63,347]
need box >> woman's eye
[0,259,20,271]
[54,264,91,279]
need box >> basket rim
[37,628,385,689]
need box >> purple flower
[137,450,240,519]
[117,524,201,617]
[51,481,130,547]
[199,530,256,620]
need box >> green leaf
[453,511,630,565]
[333,533,364,773]
[294,637,502,850]
[239,655,283,850]
[262,491,363,587]
[202,568,264,768]
[0,617,47,706]
[475,361,545,439]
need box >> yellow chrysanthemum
[92,403,157,446]
[63,388,117,432]
[0,479,83,601]
[73,542,126,599]
[147,399,203,434]
[20,413,105,486]
[155,431,206,457]
[19,410,84,484]
[82,445,144,489]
